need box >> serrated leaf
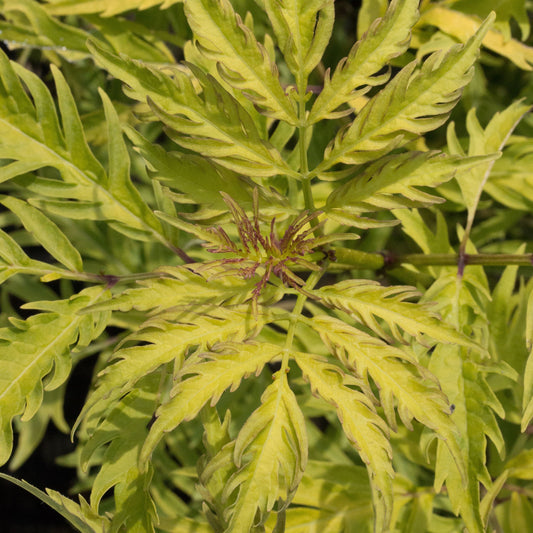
[313,315,461,440]
[0,473,109,533]
[140,342,281,467]
[449,101,529,217]
[183,0,297,123]
[83,266,255,314]
[264,460,373,532]
[0,0,89,61]
[310,0,419,122]
[429,340,506,533]
[0,50,166,244]
[223,373,307,532]
[522,344,533,431]
[82,374,159,532]
[1,196,83,272]
[293,351,393,531]
[312,280,481,350]
[125,126,253,210]
[88,41,297,180]
[315,14,493,173]
[264,0,334,79]
[0,287,109,466]
[326,151,498,214]
[10,386,68,470]
[77,306,266,436]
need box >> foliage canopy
[0,0,532,532]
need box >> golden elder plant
[0,0,532,532]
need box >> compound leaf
[310,0,419,122]
[315,13,493,173]
[183,0,297,123]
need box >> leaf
[88,41,298,179]
[0,286,109,466]
[450,0,530,40]
[10,386,68,470]
[124,126,253,210]
[77,306,266,435]
[45,0,183,17]
[522,344,533,431]
[293,351,393,531]
[1,196,83,272]
[264,460,373,532]
[0,50,166,244]
[310,0,419,122]
[312,280,481,349]
[223,373,307,532]
[0,0,89,61]
[326,151,498,215]
[81,374,159,532]
[315,13,494,174]
[263,0,334,78]
[0,473,109,533]
[140,342,282,468]
[448,101,529,218]
[312,315,461,440]
[183,0,297,123]
[419,5,533,70]
[83,266,255,314]
[0,227,68,284]
[485,140,533,210]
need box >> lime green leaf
[0,228,68,284]
[0,0,89,61]
[125,126,253,210]
[494,492,533,532]
[293,351,393,531]
[315,13,493,173]
[88,41,298,179]
[357,0,388,37]
[0,473,109,533]
[1,196,83,272]
[183,0,297,123]
[430,341,506,533]
[141,342,281,467]
[313,315,461,440]
[223,373,307,532]
[522,344,533,431]
[77,307,266,436]
[82,374,159,532]
[82,266,255,314]
[10,386,68,470]
[312,280,481,349]
[264,461,373,532]
[485,140,533,210]
[326,151,498,214]
[449,101,530,218]
[310,0,419,123]
[264,0,334,79]
[45,0,182,17]
[450,0,530,40]
[0,287,109,466]
[0,50,166,244]
[419,6,533,70]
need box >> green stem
[281,269,323,374]
[329,248,533,270]
[392,253,533,267]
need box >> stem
[329,247,533,270]
[392,253,533,268]
[281,269,323,374]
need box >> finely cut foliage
[0,1,532,533]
